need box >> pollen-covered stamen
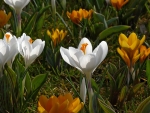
[29,38,33,44]
[80,43,88,54]
[5,34,10,42]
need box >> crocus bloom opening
[38,93,84,113]
[67,8,93,24]
[111,0,129,10]
[0,10,11,28]
[18,33,45,68]
[60,37,108,76]
[3,32,18,67]
[4,0,30,14]
[117,32,145,68]
[140,45,150,63]
[47,29,67,47]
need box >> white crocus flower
[4,0,30,14]
[3,32,18,67]
[60,37,108,78]
[60,37,108,112]
[18,33,45,68]
[80,77,87,103]
[0,39,9,76]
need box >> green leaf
[32,74,47,92]
[5,65,16,88]
[118,86,128,103]
[135,96,150,113]
[25,74,32,95]
[107,17,118,26]
[95,25,130,43]
[93,12,108,29]
[98,99,116,113]
[146,59,150,87]
[23,13,38,35]
[91,78,99,92]
[36,12,45,31]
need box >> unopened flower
[111,0,129,10]
[67,8,93,24]
[60,37,108,77]
[80,77,87,103]
[47,29,67,47]
[38,93,84,113]
[18,33,45,68]
[140,45,150,63]
[117,32,145,67]
[0,10,11,28]
[4,0,30,14]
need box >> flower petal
[78,37,92,54]
[60,47,83,73]
[79,54,96,74]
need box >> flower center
[80,43,88,54]
[5,34,10,42]
[29,38,33,44]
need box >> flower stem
[86,73,94,113]
[16,11,22,37]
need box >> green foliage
[135,96,150,113]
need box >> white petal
[78,37,92,54]
[21,39,32,65]
[26,45,43,67]
[80,77,87,103]
[79,54,96,74]
[69,47,83,67]
[60,47,83,73]
[92,41,108,72]
[100,41,108,62]
[32,39,43,48]
[4,0,30,13]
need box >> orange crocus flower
[111,0,129,10]
[0,10,11,28]
[67,8,93,24]
[38,93,84,113]
[140,45,150,63]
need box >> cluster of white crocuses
[60,37,108,103]
[0,32,45,76]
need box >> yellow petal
[58,100,69,113]
[46,96,59,112]
[139,35,146,47]
[119,33,128,46]
[38,106,48,113]
[38,95,48,110]
[128,33,138,46]
[117,48,130,67]
[132,53,140,66]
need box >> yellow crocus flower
[0,10,11,28]
[140,45,150,63]
[38,93,84,113]
[47,29,67,47]
[111,0,129,10]
[117,32,145,67]
[67,8,93,24]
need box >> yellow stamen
[5,34,10,42]
[80,43,88,54]
[29,38,33,44]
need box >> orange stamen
[5,34,10,42]
[80,43,88,54]
[29,38,33,44]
